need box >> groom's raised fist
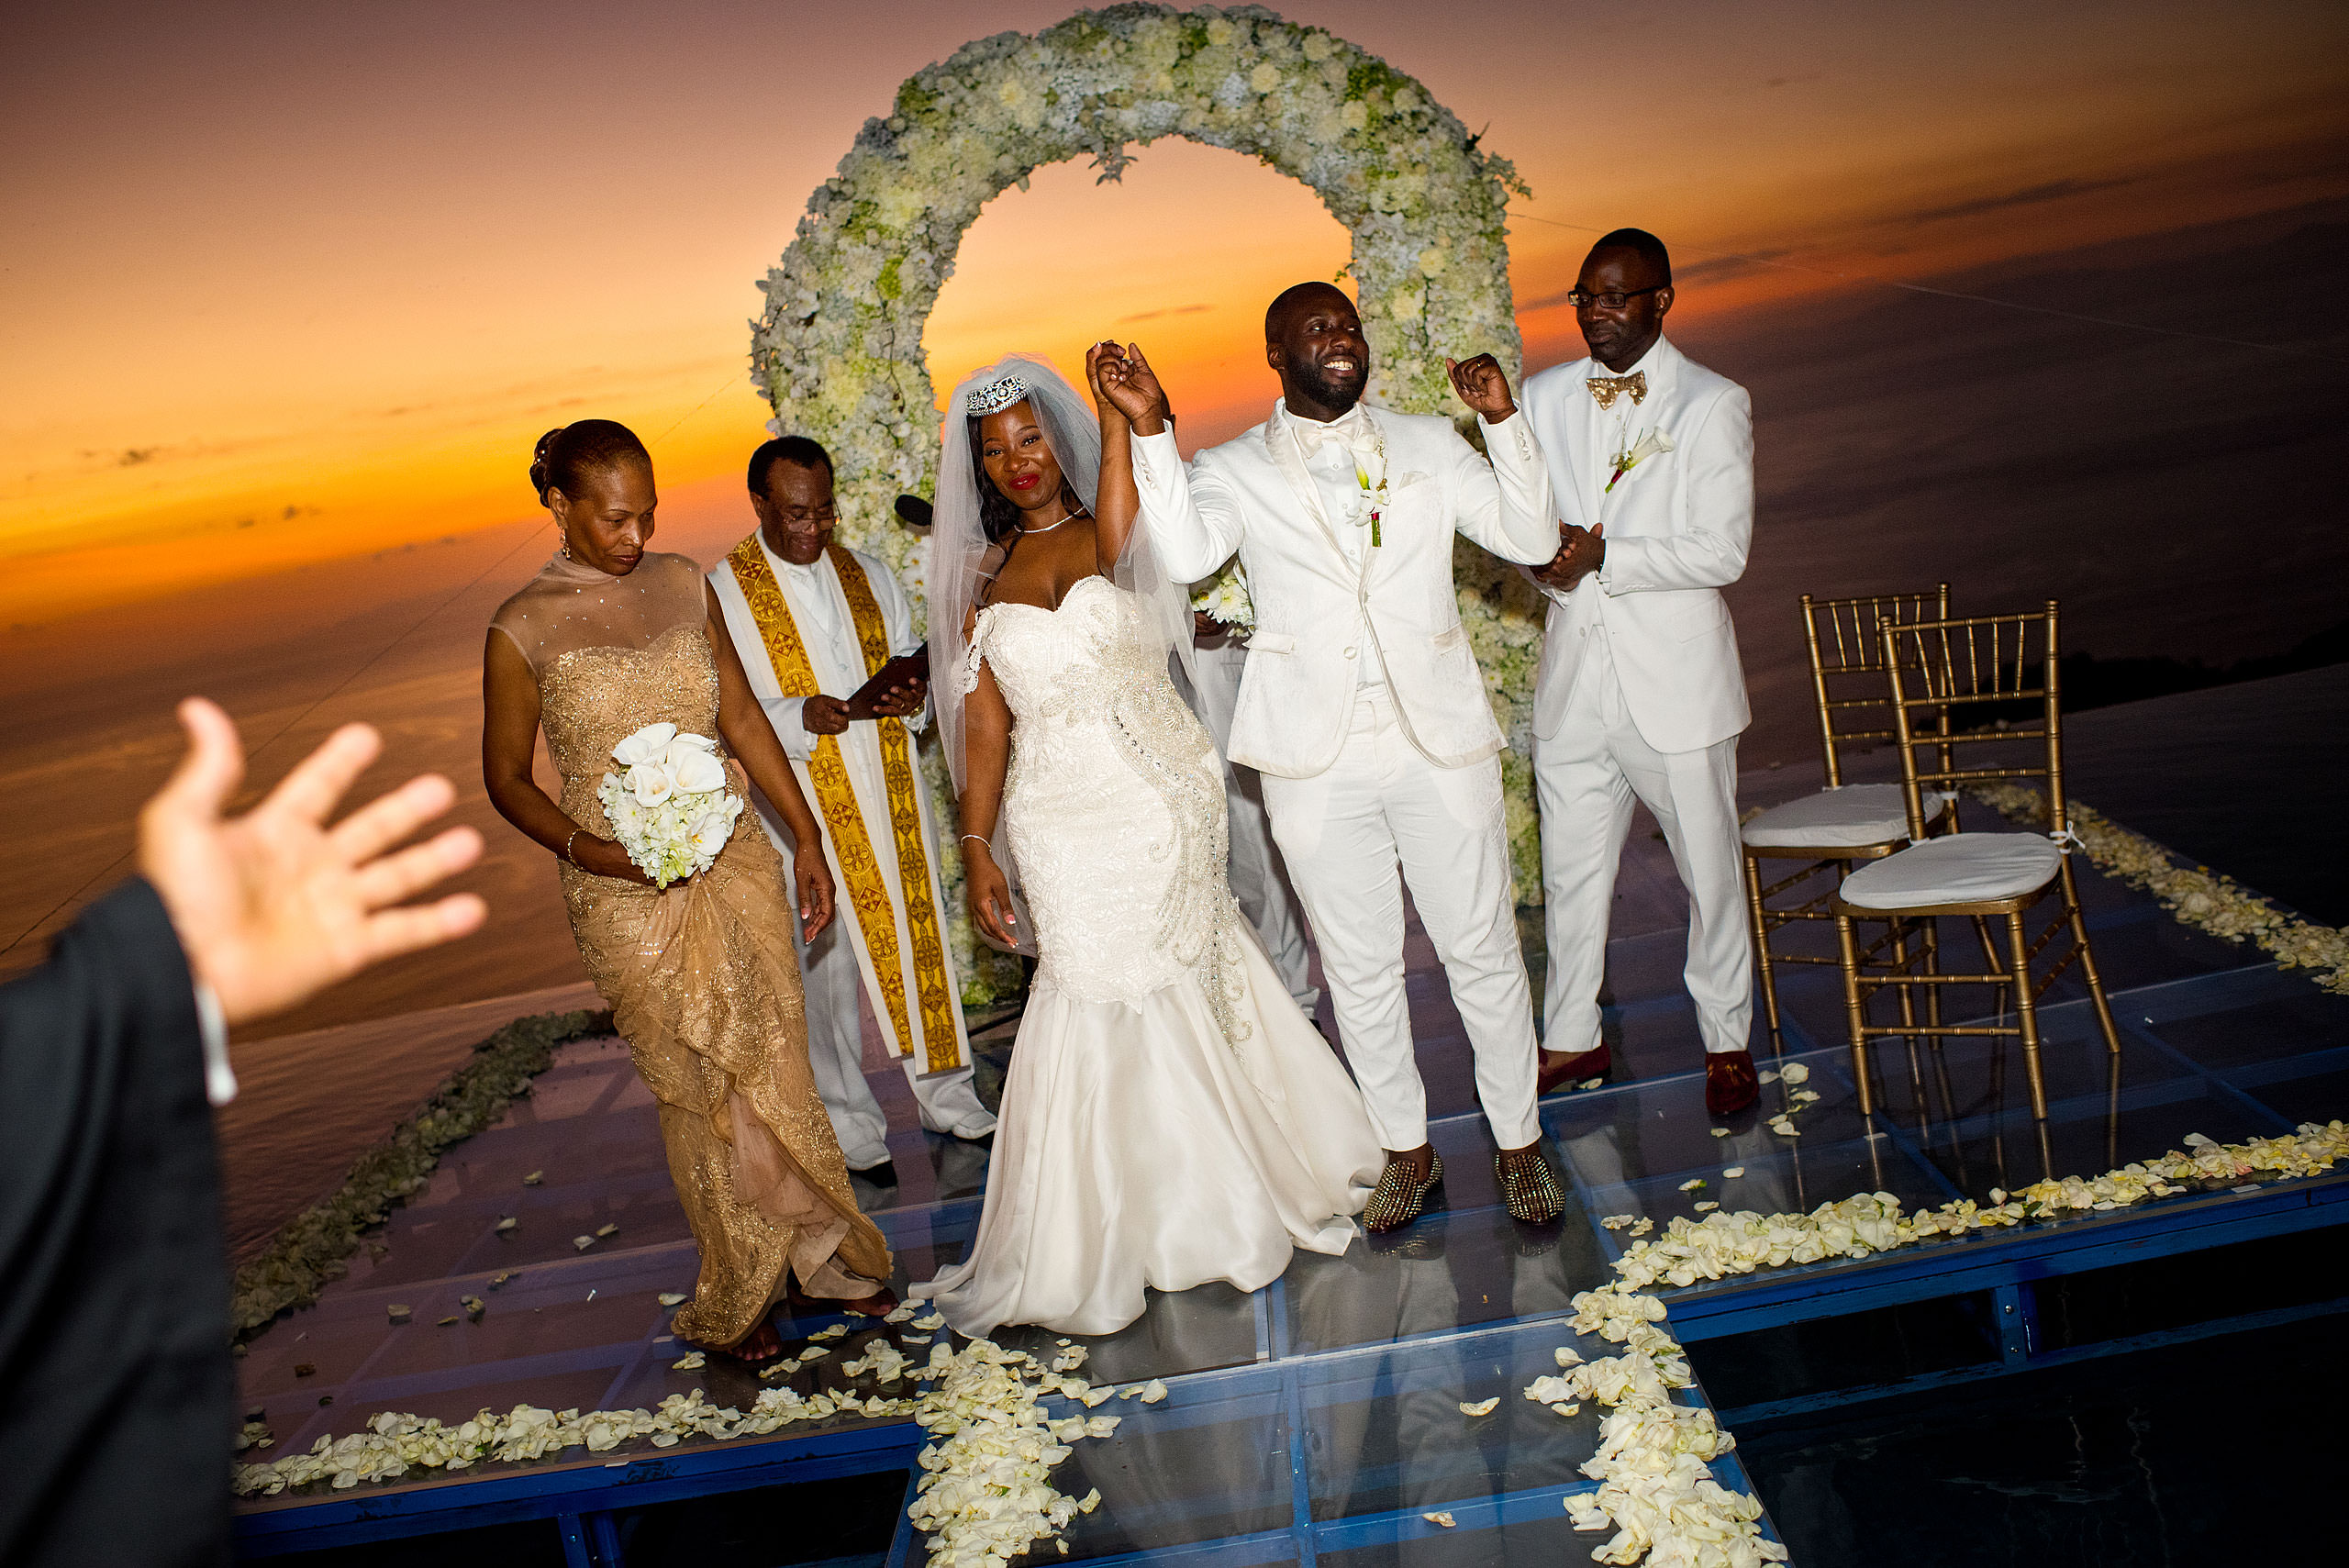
[1446,353,1518,421]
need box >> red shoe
[1705,1050,1759,1117]
[1538,1042,1611,1097]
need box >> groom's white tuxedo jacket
[1520,336,1753,754]
[1134,403,1555,778]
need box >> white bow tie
[1291,406,1377,461]
[1291,407,1386,499]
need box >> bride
[914,350,1382,1339]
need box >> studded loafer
[1495,1147,1565,1224]
[1362,1151,1444,1234]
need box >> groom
[1105,282,1563,1229]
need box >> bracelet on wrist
[563,828,583,865]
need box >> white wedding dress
[917,576,1381,1338]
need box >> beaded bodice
[968,576,1251,1040]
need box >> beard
[1291,358,1367,414]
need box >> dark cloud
[1520,247,1792,310]
[1117,302,1212,323]
[1903,177,2137,226]
[1676,250,1792,284]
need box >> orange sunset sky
[5,0,2345,625]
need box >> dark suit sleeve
[0,878,231,1568]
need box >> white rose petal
[1779,1062,1810,1084]
[1422,1512,1456,1529]
[1458,1397,1499,1417]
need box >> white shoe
[923,1113,997,1143]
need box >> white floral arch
[751,3,1549,999]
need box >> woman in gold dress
[483,420,893,1362]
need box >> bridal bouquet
[596,722,741,888]
[1190,559,1255,634]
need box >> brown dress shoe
[1704,1050,1760,1117]
[1538,1042,1611,1097]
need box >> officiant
[708,439,995,1179]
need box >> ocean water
[6,200,2344,1248]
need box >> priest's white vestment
[709,537,994,1171]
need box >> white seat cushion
[1839,832,2063,911]
[1741,784,1943,850]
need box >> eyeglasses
[775,506,839,526]
[1566,285,1665,310]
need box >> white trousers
[789,863,996,1172]
[1262,685,1541,1151]
[1534,634,1752,1058]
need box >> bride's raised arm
[1085,340,1143,579]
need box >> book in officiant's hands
[849,646,930,716]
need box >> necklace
[1020,506,1085,535]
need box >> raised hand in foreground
[139,697,487,1026]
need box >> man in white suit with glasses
[1097,282,1565,1232]
[1518,228,1760,1118]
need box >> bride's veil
[928,351,1194,795]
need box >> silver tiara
[965,374,1028,416]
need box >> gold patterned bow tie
[1587,372,1647,410]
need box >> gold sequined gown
[491,552,890,1347]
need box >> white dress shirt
[1290,410,1387,687]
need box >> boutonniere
[1353,426,1390,548]
[1605,428,1675,493]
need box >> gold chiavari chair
[1830,602,2122,1118]
[1741,587,1957,1054]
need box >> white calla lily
[627,762,675,808]
[610,723,677,767]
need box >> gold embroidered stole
[726,538,961,1073]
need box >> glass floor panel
[233,802,2343,1564]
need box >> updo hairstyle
[530,420,651,506]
